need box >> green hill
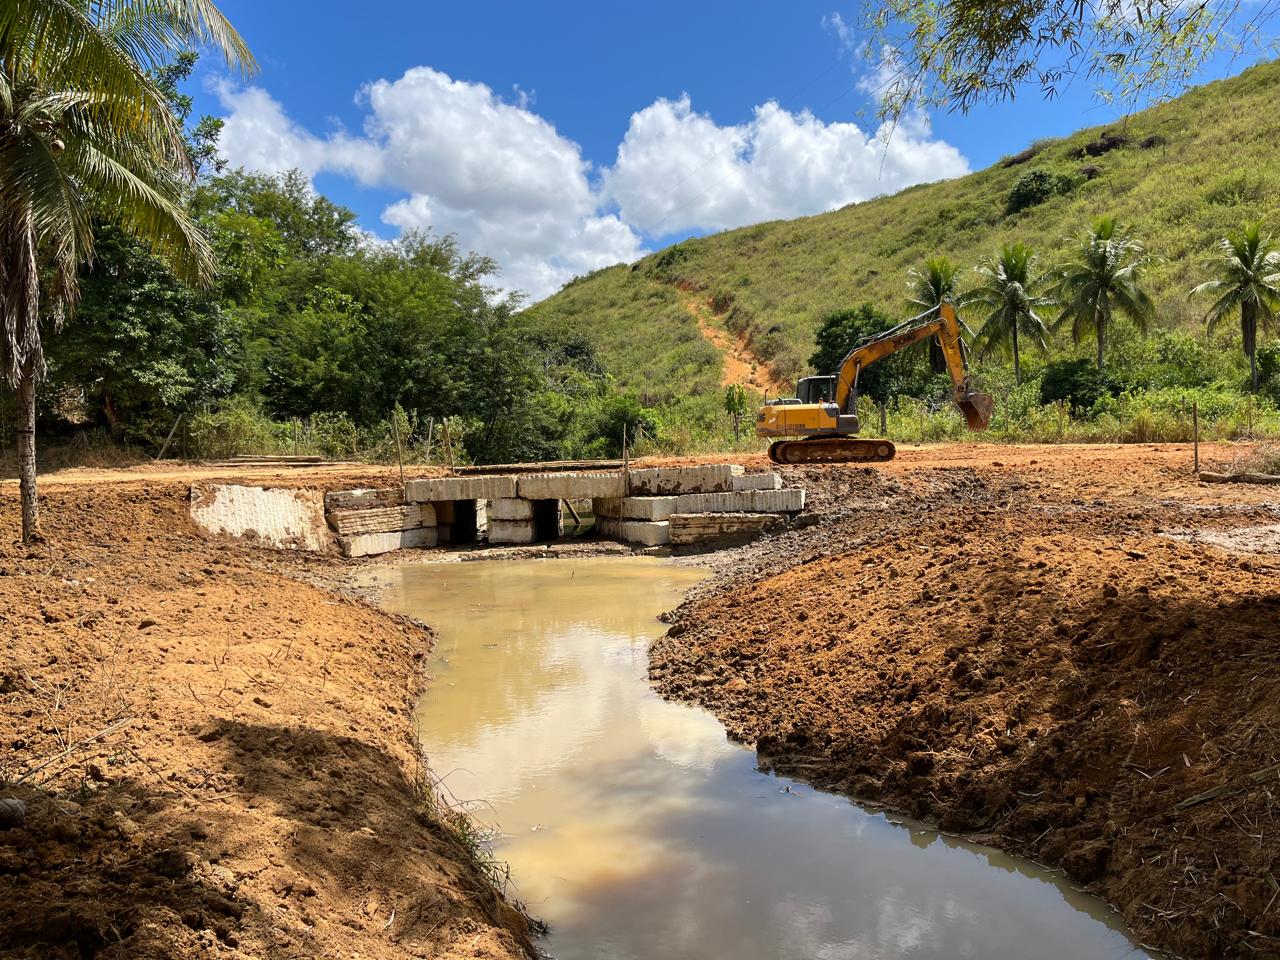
[525,60,1280,404]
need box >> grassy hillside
[526,60,1280,401]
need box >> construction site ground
[3,442,1279,958]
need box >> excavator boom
[757,302,993,464]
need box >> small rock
[1102,583,1119,598]
[0,798,26,828]
[138,618,159,630]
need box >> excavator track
[768,437,896,465]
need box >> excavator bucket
[958,391,995,431]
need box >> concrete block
[328,503,435,536]
[625,464,743,495]
[675,488,805,514]
[732,472,783,492]
[669,512,785,546]
[593,496,679,521]
[325,487,405,511]
[488,519,535,545]
[339,526,437,558]
[598,517,671,546]
[405,475,517,502]
[489,497,534,521]
[191,484,331,552]
[517,471,625,500]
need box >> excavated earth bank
[0,465,531,960]
[653,443,1280,960]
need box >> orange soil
[676,289,786,392]
[654,443,1280,960]
[0,467,531,959]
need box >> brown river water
[370,556,1157,960]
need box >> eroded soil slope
[0,467,530,959]
[654,444,1280,960]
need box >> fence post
[878,402,887,436]
[1193,400,1200,475]
[442,420,455,468]
[391,414,406,487]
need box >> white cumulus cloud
[603,95,969,237]
[215,66,969,301]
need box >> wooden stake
[622,429,630,495]
[442,420,455,468]
[1193,400,1200,475]
[879,402,887,435]
[423,415,435,463]
[155,414,182,461]
[391,414,406,488]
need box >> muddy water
[374,557,1155,960]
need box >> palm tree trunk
[1243,303,1259,393]
[1095,300,1107,370]
[1012,319,1022,386]
[16,358,39,542]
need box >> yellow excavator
[757,302,994,464]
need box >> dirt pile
[654,444,1280,959]
[0,468,530,959]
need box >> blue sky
[191,1,1271,300]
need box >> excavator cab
[796,376,836,405]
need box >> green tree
[967,243,1054,386]
[1051,217,1155,371]
[46,226,237,443]
[861,0,1266,121]
[0,0,252,541]
[1191,222,1280,393]
[724,383,749,440]
[907,255,970,372]
[810,303,934,404]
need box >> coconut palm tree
[1051,216,1155,371]
[967,242,1054,386]
[1190,222,1280,393]
[908,255,971,372]
[0,0,253,541]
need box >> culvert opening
[531,498,563,541]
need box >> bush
[1006,170,1066,215]
[1039,358,1114,414]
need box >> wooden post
[1248,394,1254,438]
[879,402,887,435]
[391,414,406,487]
[622,429,630,495]
[155,414,182,461]
[293,418,300,456]
[1193,400,1200,475]
[1057,399,1065,439]
[442,420,455,468]
[423,415,435,463]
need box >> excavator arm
[833,303,993,431]
[756,301,993,464]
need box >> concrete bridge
[191,463,805,557]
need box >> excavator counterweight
[756,303,992,465]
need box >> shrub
[1006,170,1062,214]
[1040,358,1115,414]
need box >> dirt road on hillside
[654,442,1280,960]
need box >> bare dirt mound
[0,476,531,959]
[674,284,785,392]
[654,445,1280,959]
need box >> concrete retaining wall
[732,472,783,491]
[596,517,671,546]
[669,512,785,546]
[518,471,625,499]
[328,503,435,536]
[339,526,438,558]
[405,475,517,501]
[675,488,805,515]
[191,484,332,552]
[626,464,743,495]
[489,497,534,521]
[593,496,679,521]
